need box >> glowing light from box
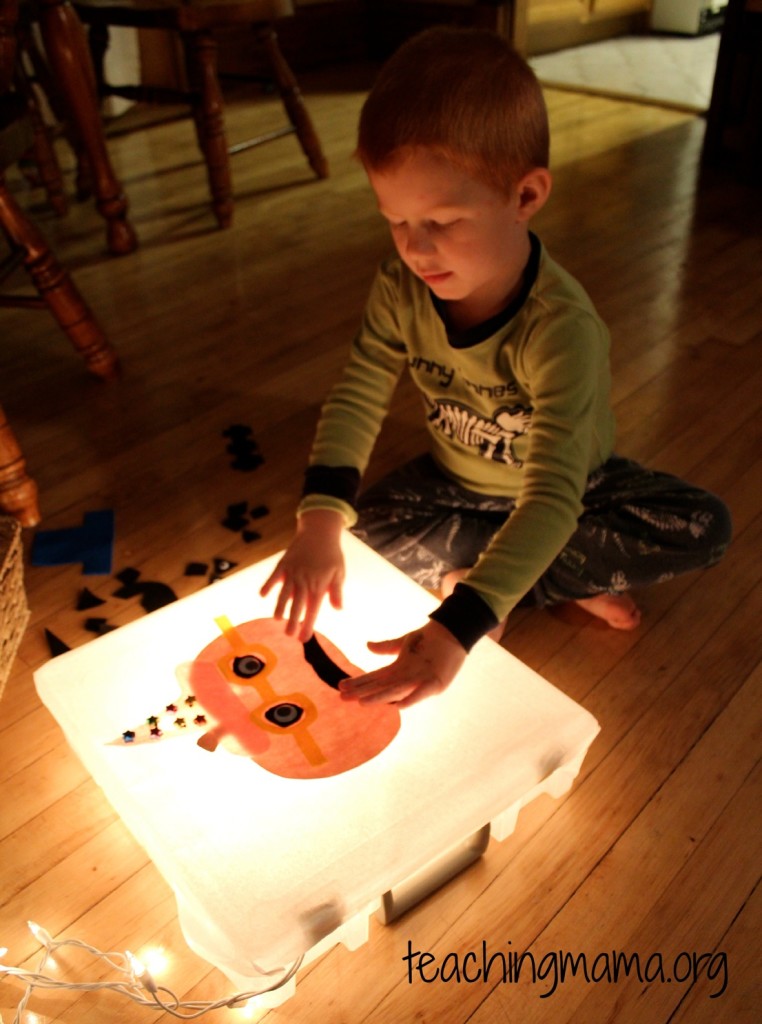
[34,533,599,1003]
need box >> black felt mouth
[302,635,350,689]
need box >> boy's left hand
[338,619,466,709]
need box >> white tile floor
[530,33,721,112]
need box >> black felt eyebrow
[302,635,350,689]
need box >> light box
[34,533,599,1006]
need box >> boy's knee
[698,492,732,566]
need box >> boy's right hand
[259,509,345,641]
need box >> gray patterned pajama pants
[351,454,732,607]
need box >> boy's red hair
[357,27,549,195]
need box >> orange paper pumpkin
[183,616,401,779]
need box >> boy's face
[367,147,547,327]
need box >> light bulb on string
[139,946,169,979]
[26,922,53,947]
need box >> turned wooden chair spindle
[73,0,329,228]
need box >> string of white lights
[0,921,303,1022]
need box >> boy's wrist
[430,584,500,652]
[298,492,358,528]
[296,507,345,538]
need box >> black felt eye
[232,654,265,678]
[265,703,304,728]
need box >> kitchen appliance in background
[650,0,729,35]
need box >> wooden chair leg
[17,21,91,199]
[257,25,328,180]
[15,65,69,216]
[0,175,119,381]
[0,402,40,528]
[37,0,137,254]
[184,31,233,228]
[70,21,111,200]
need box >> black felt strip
[302,635,350,689]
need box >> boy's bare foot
[441,568,467,597]
[573,592,641,630]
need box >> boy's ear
[515,167,552,221]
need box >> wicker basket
[0,516,30,698]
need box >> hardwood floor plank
[563,758,761,1023]
[669,879,761,1024]
[0,819,150,965]
[0,780,117,904]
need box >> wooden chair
[24,0,138,255]
[10,37,69,217]
[72,0,329,227]
[2,0,119,526]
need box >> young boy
[261,27,731,708]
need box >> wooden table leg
[36,0,138,255]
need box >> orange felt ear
[188,659,271,756]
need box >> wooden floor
[1,66,760,1023]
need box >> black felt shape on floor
[222,513,249,532]
[223,423,264,472]
[221,500,269,535]
[112,567,178,612]
[184,562,208,577]
[222,424,253,440]
[76,587,106,610]
[84,617,118,635]
[45,629,71,657]
[230,453,264,471]
[114,567,141,588]
[222,500,251,530]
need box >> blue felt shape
[31,510,115,575]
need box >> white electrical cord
[0,922,303,1022]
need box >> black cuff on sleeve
[429,583,500,652]
[302,465,362,506]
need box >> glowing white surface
[34,533,599,1000]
